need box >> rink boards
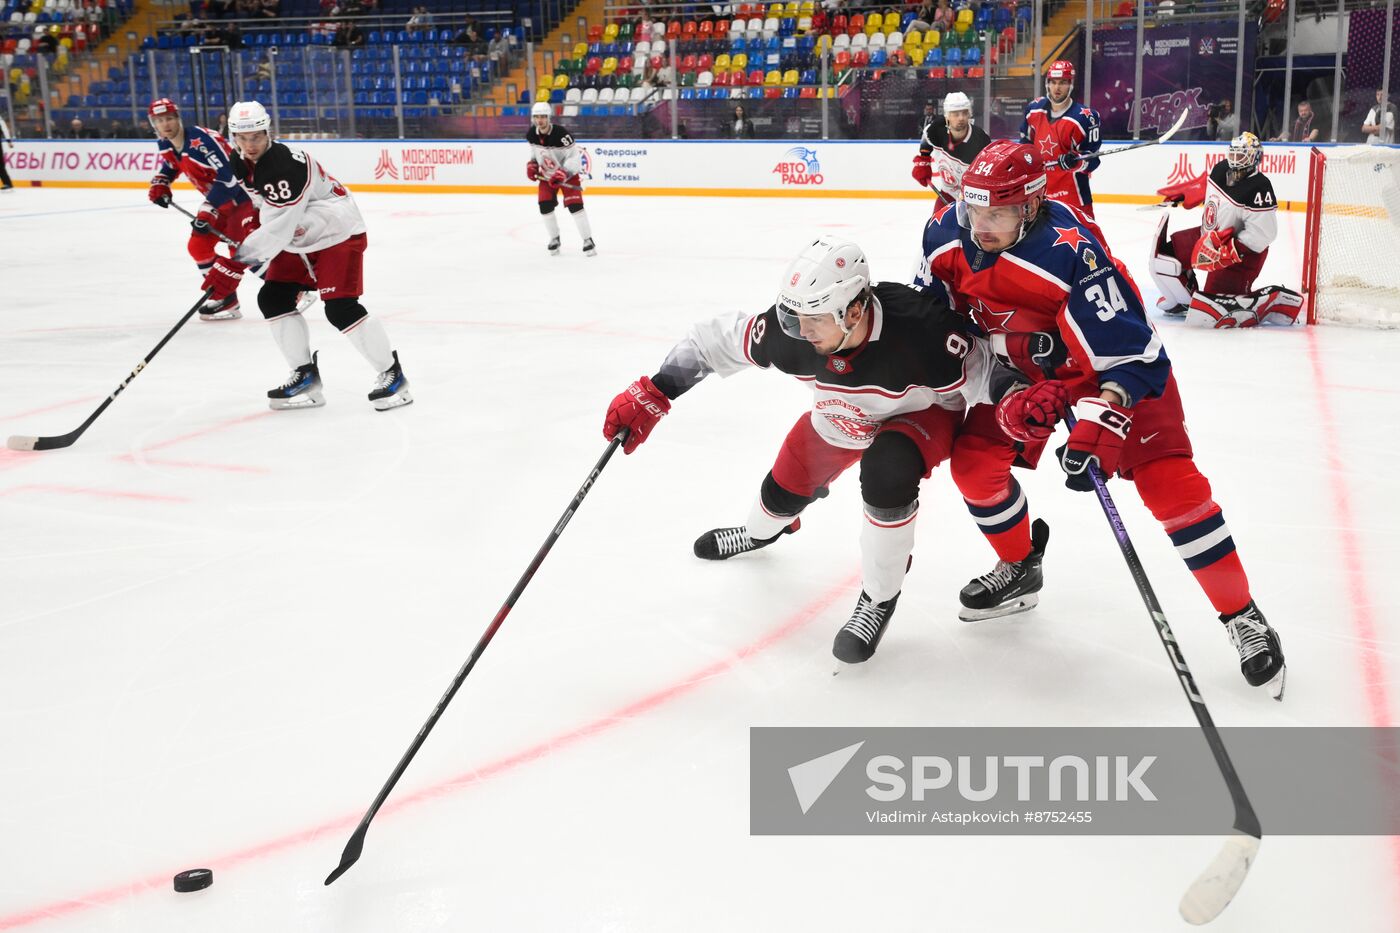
[0,138,1320,209]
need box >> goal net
[1301,145,1400,327]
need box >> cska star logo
[1051,226,1089,250]
[1038,138,1058,158]
[968,297,1017,333]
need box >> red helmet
[1046,59,1075,83]
[148,97,180,123]
[960,140,1046,208]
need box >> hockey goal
[1300,145,1400,327]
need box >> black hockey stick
[324,430,630,886]
[171,201,240,248]
[6,290,214,451]
[1064,414,1260,924]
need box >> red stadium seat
[698,20,714,35]
[747,68,765,85]
[928,66,946,77]
[682,19,698,35]
[764,86,782,98]
[587,24,603,41]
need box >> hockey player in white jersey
[525,101,596,257]
[910,91,992,209]
[1149,132,1303,328]
[602,236,1026,664]
[200,100,412,411]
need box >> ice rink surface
[2,186,1399,933]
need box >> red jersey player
[1020,61,1105,238]
[146,98,259,321]
[918,140,1285,697]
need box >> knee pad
[187,233,218,265]
[1132,455,1215,526]
[950,435,1014,503]
[859,432,924,511]
[538,200,557,214]
[324,297,367,332]
[1149,213,1195,311]
[760,471,820,518]
[567,201,585,214]
[257,281,303,320]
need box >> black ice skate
[548,236,561,256]
[1221,600,1286,699]
[267,351,324,410]
[833,590,900,664]
[582,237,597,257]
[958,519,1049,621]
[693,519,800,560]
[368,350,413,411]
[198,294,242,321]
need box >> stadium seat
[598,87,614,103]
[747,68,764,85]
[864,12,882,34]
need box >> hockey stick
[6,290,215,451]
[1064,414,1260,924]
[171,201,240,248]
[1044,108,1191,171]
[170,202,318,308]
[324,429,630,886]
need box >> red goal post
[1300,145,1400,327]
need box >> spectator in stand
[932,0,953,31]
[406,5,431,34]
[908,0,934,32]
[256,54,272,81]
[488,30,511,67]
[452,20,481,44]
[1273,99,1318,142]
[1208,98,1237,141]
[66,116,92,138]
[732,104,756,137]
[258,0,279,17]
[235,0,258,17]
[35,30,58,54]
[918,99,936,135]
[336,20,366,46]
[1362,88,1396,145]
[319,0,341,16]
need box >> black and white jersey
[653,282,998,450]
[1202,159,1277,255]
[526,123,583,177]
[918,122,992,199]
[233,142,365,263]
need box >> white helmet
[531,101,553,119]
[227,100,272,136]
[775,235,870,343]
[1226,131,1262,177]
[943,91,972,114]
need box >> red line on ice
[0,396,101,422]
[0,572,858,931]
[0,484,190,503]
[113,453,271,474]
[1304,326,1400,921]
[137,411,277,453]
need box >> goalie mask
[1225,132,1262,185]
[775,235,870,352]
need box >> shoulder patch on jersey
[1050,226,1089,250]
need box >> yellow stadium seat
[767,2,783,14]
[603,22,618,40]
[601,56,617,75]
[816,33,831,52]
[924,28,941,48]
[764,69,781,85]
[573,42,587,57]
[782,68,798,85]
[731,51,748,70]
[553,73,569,89]
[536,87,552,101]
[784,1,798,14]
[714,52,731,72]
[799,0,814,11]
[864,11,882,33]
[904,29,921,45]
[910,46,926,65]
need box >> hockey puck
[173,868,213,893]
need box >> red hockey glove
[1156,174,1206,209]
[1058,397,1133,491]
[998,331,1069,381]
[1054,151,1083,171]
[191,206,219,235]
[526,160,540,181]
[995,380,1070,443]
[911,153,933,188]
[548,167,568,187]
[148,179,172,208]
[1192,227,1241,272]
[201,256,247,301]
[603,376,671,455]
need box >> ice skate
[198,294,242,321]
[548,236,561,257]
[268,351,324,410]
[958,519,1049,621]
[1221,600,1286,699]
[582,237,597,257]
[693,519,799,560]
[833,590,900,664]
[368,350,413,411]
